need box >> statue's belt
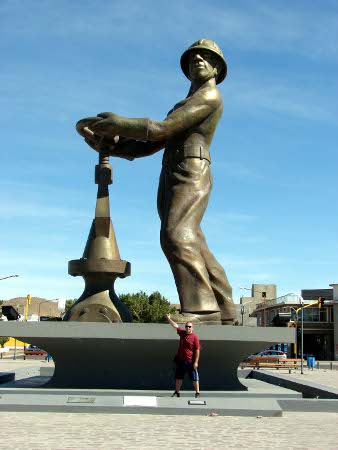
[162,145,211,166]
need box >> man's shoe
[172,391,180,398]
[195,392,200,398]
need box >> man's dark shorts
[175,360,199,381]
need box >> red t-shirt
[176,327,202,362]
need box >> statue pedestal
[0,322,295,390]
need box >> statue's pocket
[177,158,209,181]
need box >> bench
[23,349,47,360]
[256,360,301,370]
[241,358,302,371]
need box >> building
[239,284,277,326]
[251,289,334,360]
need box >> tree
[120,291,176,323]
[0,337,9,348]
[65,299,76,312]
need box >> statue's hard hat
[180,39,227,84]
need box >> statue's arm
[148,91,222,140]
[84,90,222,142]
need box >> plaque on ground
[123,396,158,407]
[67,397,96,404]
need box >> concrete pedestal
[0,322,295,390]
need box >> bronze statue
[76,39,236,325]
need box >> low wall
[0,322,295,390]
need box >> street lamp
[239,302,254,326]
[239,286,251,292]
[0,275,19,281]
[240,305,245,326]
[239,286,254,327]
[289,306,299,361]
[38,299,63,319]
[282,292,304,374]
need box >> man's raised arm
[166,314,179,330]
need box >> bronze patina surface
[76,39,236,324]
[63,146,132,323]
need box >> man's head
[180,39,227,85]
[185,322,193,334]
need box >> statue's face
[188,50,219,83]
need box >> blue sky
[0,0,337,303]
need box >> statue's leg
[198,228,236,323]
[158,160,220,315]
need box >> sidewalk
[284,367,338,390]
[0,360,337,449]
[0,358,54,380]
[245,365,338,390]
[0,411,336,449]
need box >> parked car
[244,350,287,361]
[24,345,47,356]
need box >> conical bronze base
[64,154,132,323]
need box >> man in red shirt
[166,314,202,398]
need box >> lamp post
[293,294,305,375]
[289,306,298,358]
[240,305,245,326]
[0,275,19,281]
[239,302,254,326]
[38,299,62,320]
[284,293,304,374]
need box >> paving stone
[0,411,336,449]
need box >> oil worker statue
[76,39,236,325]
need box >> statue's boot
[216,299,237,325]
[170,311,222,325]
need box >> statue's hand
[76,117,118,153]
[87,112,119,138]
[76,115,134,160]
[76,117,104,138]
[84,136,115,153]
[84,136,133,160]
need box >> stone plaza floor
[0,410,336,449]
[0,358,337,449]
